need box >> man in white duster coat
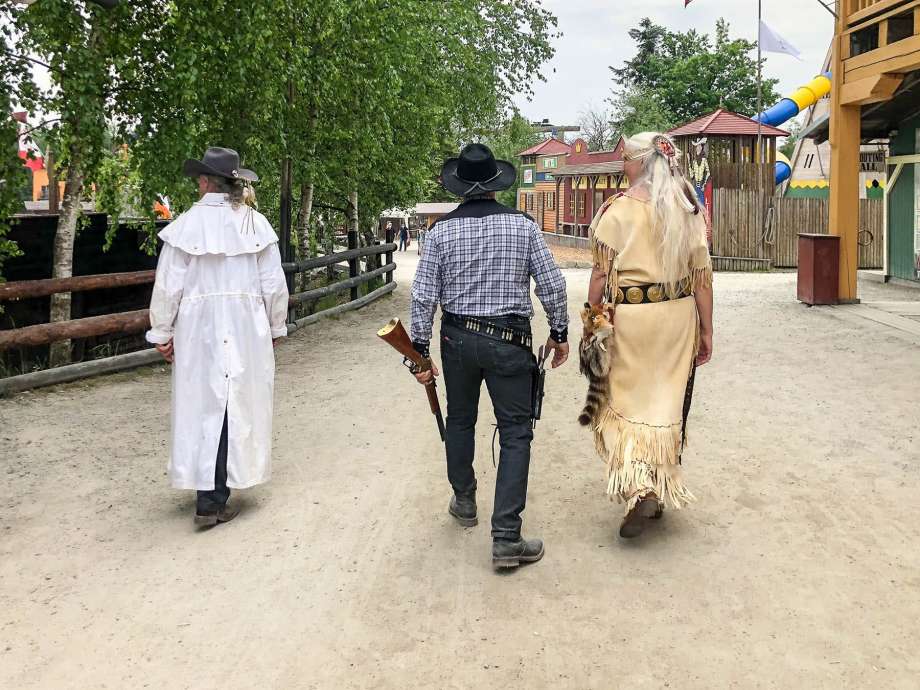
[146,147,289,526]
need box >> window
[888,12,914,45]
[850,25,879,57]
[545,192,555,210]
[569,191,575,217]
[544,157,557,169]
[576,192,585,218]
[526,193,535,212]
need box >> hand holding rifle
[377,318,445,442]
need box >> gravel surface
[2,255,920,689]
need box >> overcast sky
[513,0,835,129]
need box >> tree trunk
[295,182,314,291]
[48,153,84,367]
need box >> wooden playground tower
[830,0,920,300]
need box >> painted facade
[517,138,572,233]
[552,138,627,236]
[887,116,920,282]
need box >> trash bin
[797,233,839,305]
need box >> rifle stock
[377,318,445,441]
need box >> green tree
[610,18,780,127]
[8,0,172,364]
[609,86,677,138]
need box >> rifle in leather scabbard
[377,318,445,442]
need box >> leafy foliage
[1,0,559,282]
[609,18,781,131]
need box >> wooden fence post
[347,191,360,301]
[384,224,395,284]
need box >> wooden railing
[844,0,914,26]
[0,241,397,395]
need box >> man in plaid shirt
[410,143,569,571]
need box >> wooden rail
[0,270,156,301]
[0,241,399,391]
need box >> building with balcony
[516,138,572,233]
[827,0,920,294]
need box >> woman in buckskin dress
[585,132,714,539]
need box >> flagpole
[756,0,763,166]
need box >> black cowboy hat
[440,143,516,197]
[182,146,259,183]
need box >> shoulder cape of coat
[159,195,279,256]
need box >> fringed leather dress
[589,194,712,513]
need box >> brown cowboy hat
[182,147,258,182]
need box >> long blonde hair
[624,132,702,296]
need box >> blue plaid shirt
[410,200,568,344]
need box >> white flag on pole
[759,20,802,60]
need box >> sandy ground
[2,253,920,689]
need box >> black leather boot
[492,538,544,570]
[448,491,477,527]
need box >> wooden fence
[711,189,884,270]
[0,241,397,396]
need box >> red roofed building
[551,137,626,236]
[516,138,572,233]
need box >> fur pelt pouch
[578,303,615,426]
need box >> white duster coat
[146,193,289,490]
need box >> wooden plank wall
[711,189,883,270]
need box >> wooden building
[824,0,920,293]
[551,138,626,236]
[668,109,789,196]
[517,138,572,233]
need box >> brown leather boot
[194,504,240,527]
[619,493,661,539]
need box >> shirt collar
[198,192,229,204]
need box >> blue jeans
[196,411,230,513]
[440,316,535,541]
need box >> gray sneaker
[492,538,544,570]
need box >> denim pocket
[487,340,534,376]
[440,329,463,361]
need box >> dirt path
[2,253,920,689]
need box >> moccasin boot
[448,492,478,527]
[619,493,660,539]
[492,538,544,570]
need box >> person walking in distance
[146,147,289,526]
[410,143,569,570]
[398,223,410,252]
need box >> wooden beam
[839,72,905,103]
[845,33,920,81]
[285,282,397,334]
[0,270,155,301]
[0,309,151,350]
[847,0,917,28]
[281,243,395,273]
[0,349,163,398]
[829,26,863,303]
[288,263,395,306]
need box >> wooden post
[384,223,395,284]
[347,191,359,301]
[554,178,561,234]
[47,146,59,214]
[829,23,862,303]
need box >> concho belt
[614,283,692,305]
[443,313,533,349]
